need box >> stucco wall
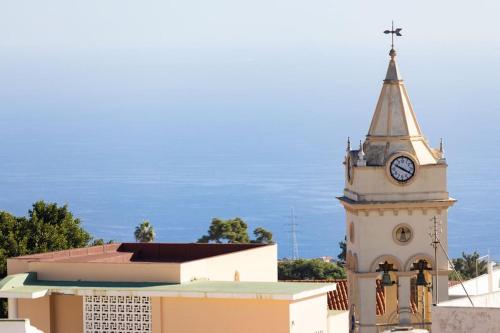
[327,310,349,333]
[347,164,448,202]
[27,261,181,283]
[432,306,500,333]
[348,208,448,272]
[289,295,327,333]
[180,244,278,282]
[151,297,162,333]
[0,319,43,333]
[8,245,277,284]
[17,292,328,333]
[449,267,500,296]
[18,296,51,333]
[7,259,30,275]
[158,297,290,333]
[438,291,500,307]
[52,295,83,333]
[18,295,84,333]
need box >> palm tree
[134,220,155,243]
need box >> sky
[1,1,500,123]
[0,1,499,257]
[1,0,499,171]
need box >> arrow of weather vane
[384,21,402,48]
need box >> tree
[198,217,273,244]
[134,220,155,243]
[0,201,93,317]
[91,238,115,246]
[20,201,92,253]
[251,227,274,244]
[0,212,23,318]
[278,259,346,280]
[198,218,249,243]
[450,251,487,280]
[338,236,346,264]
[0,212,26,277]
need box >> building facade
[338,47,455,332]
[1,243,336,333]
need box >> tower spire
[384,48,403,82]
[384,22,403,81]
[362,27,439,166]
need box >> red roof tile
[13,243,271,263]
[282,279,419,316]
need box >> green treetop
[0,201,93,317]
[134,220,156,243]
[278,259,346,280]
[198,217,273,244]
[450,251,488,281]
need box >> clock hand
[395,165,411,174]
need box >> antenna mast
[429,215,474,307]
[429,216,441,305]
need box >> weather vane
[384,21,402,49]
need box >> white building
[448,261,500,297]
[0,319,43,333]
[431,261,500,333]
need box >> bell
[381,272,394,287]
[416,270,428,286]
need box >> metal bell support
[412,259,431,286]
[376,261,398,287]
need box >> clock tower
[338,46,455,332]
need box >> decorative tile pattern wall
[83,295,152,333]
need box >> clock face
[393,225,413,244]
[390,156,415,182]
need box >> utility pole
[289,207,299,260]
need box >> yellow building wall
[8,245,277,284]
[152,297,162,333]
[52,295,83,333]
[156,297,290,333]
[17,293,328,333]
[18,296,51,333]
[347,208,449,272]
[348,165,448,202]
[6,259,30,275]
[28,261,181,283]
[18,295,84,333]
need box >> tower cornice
[337,196,456,213]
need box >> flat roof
[0,273,335,301]
[11,243,272,264]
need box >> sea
[0,49,499,260]
[0,112,498,261]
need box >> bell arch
[369,255,403,272]
[404,253,434,272]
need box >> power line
[429,215,474,307]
